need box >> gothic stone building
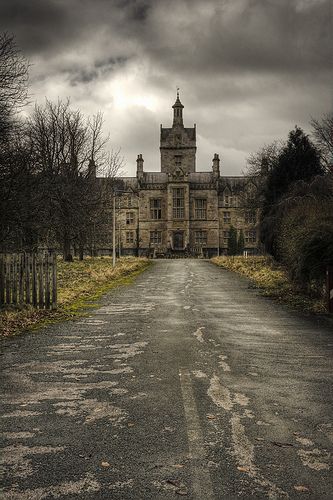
[101,93,259,257]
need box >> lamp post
[112,193,116,267]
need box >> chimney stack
[136,154,144,179]
[212,153,220,179]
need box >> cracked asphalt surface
[1,259,332,499]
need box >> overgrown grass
[0,257,150,337]
[211,256,327,314]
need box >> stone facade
[98,93,259,257]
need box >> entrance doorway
[173,231,184,250]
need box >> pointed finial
[177,86,180,98]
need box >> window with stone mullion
[194,230,207,245]
[173,188,184,219]
[150,231,162,244]
[245,230,256,243]
[150,198,162,220]
[126,231,134,243]
[195,199,207,219]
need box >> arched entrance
[173,231,184,250]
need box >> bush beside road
[211,256,327,314]
[0,257,150,337]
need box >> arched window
[223,188,232,207]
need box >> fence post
[25,253,31,305]
[19,253,24,305]
[5,255,11,305]
[32,253,37,307]
[12,254,17,305]
[45,252,50,309]
[52,252,57,309]
[0,254,4,305]
[38,253,44,309]
[327,266,333,314]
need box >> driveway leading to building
[1,260,332,499]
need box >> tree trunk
[79,243,84,261]
[63,234,73,262]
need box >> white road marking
[179,369,215,500]
[193,327,205,343]
[207,374,233,411]
[218,354,231,372]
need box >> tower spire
[172,89,184,127]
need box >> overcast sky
[1,0,332,176]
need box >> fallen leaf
[271,441,294,448]
[166,479,182,488]
[207,414,216,420]
[294,485,310,492]
[172,464,184,468]
[255,438,264,442]
[128,423,135,427]
[101,461,110,467]
[176,488,188,496]
[237,466,250,473]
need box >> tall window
[150,199,162,219]
[223,230,229,245]
[126,212,134,225]
[245,230,256,243]
[245,211,256,224]
[173,188,184,219]
[223,211,231,224]
[126,231,134,244]
[174,155,182,166]
[195,199,207,219]
[194,231,207,245]
[150,231,162,245]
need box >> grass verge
[0,257,150,338]
[211,256,327,314]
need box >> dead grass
[211,256,326,314]
[0,257,150,338]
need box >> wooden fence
[0,252,57,309]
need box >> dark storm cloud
[69,56,129,86]
[140,0,331,75]
[0,0,149,55]
[0,0,331,175]
[0,0,72,54]
[1,0,330,77]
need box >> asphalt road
[1,259,332,500]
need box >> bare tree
[237,142,282,216]
[245,141,282,177]
[27,99,122,260]
[0,32,28,138]
[311,112,333,169]
[0,125,42,251]
[86,148,125,258]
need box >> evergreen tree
[237,229,245,255]
[263,126,323,209]
[228,226,238,255]
[260,126,325,257]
